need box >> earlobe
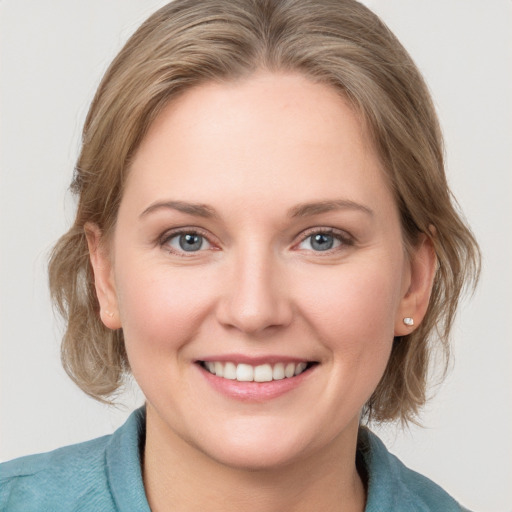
[84,222,122,330]
[394,234,437,336]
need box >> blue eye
[167,232,211,252]
[298,232,343,252]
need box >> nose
[216,246,293,336]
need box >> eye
[297,230,351,252]
[165,232,211,253]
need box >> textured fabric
[0,409,149,512]
[358,428,472,512]
[0,408,471,511]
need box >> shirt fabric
[0,407,470,511]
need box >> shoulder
[359,428,472,512]
[0,408,148,512]
[0,434,115,511]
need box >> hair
[49,0,480,424]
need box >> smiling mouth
[198,361,317,383]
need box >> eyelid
[158,226,218,255]
[294,227,354,251]
[157,225,354,255]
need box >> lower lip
[196,364,315,402]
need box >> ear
[84,222,122,330]
[394,233,437,336]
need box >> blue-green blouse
[0,408,470,511]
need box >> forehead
[125,72,393,217]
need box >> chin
[189,416,328,471]
[205,440,308,472]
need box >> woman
[0,0,481,510]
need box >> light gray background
[1,1,511,510]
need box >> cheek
[296,259,402,372]
[114,259,216,358]
[302,259,400,329]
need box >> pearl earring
[403,317,414,326]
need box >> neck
[143,404,366,512]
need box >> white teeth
[236,363,253,382]
[254,364,273,382]
[203,361,311,382]
[223,362,237,380]
[272,363,285,380]
[294,362,307,376]
[214,362,224,377]
[284,362,295,378]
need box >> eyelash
[158,226,354,256]
[295,227,354,253]
[159,227,215,257]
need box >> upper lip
[196,354,315,366]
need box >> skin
[87,72,436,512]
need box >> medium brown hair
[49,0,480,423]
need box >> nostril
[215,265,293,335]
[216,302,294,336]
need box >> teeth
[236,363,253,382]
[294,362,307,376]
[272,363,285,380]
[224,362,237,380]
[202,361,311,382]
[284,362,295,378]
[214,361,224,377]
[254,364,272,382]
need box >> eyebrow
[139,200,217,219]
[288,199,374,218]
[139,198,373,220]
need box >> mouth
[197,360,318,383]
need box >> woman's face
[93,72,425,469]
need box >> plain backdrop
[1,1,511,510]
